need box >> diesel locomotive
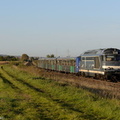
[36,48,120,81]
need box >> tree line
[0,53,55,62]
[0,56,19,61]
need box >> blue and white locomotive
[36,48,120,81]
[80,48,120,80]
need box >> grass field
[0,65,120,120]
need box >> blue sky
[0,0,120,57]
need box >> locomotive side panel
[79,55,103,77]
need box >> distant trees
[21,54,29,62]
[46,54,55,58]
[0,53,55,61]
[20,54,40,62]
[0,56,5,61]
[5,56,18,61]
[30,57,39,61]
[0,56,19,61]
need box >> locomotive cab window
[105,55,120,61]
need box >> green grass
[0,65,120,120]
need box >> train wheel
[81,72,86,77]
[110,75,117,82]
[94,74,99,79]
[99,75,104,80]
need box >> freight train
[36,48,120,81]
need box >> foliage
[0,56,5,61]
[46,54,55,58]
[5,56,19,61]
[0,56,19,61]
[30,57,39,61]
[21,54,29,61]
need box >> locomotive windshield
[105,55,120,61]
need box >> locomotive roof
[57,57,76,60]
[81,48,120,55]
[38,57,76,60]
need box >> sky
[0,0,120,57]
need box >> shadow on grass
[0,73,20,90]
[2,70,45,94]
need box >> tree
[21,54,29,61]
[0,55,19,61]
[46,54,55,58]
[51,54,55,58]
[0,56,5,61]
